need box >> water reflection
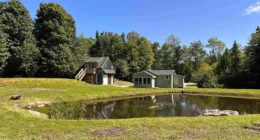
[37,94,260,120]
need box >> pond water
[35,94,260,120]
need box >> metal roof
[103,69,116,74]
[145,70,176,76]
[85,57,104,63]
[85,57,109,68]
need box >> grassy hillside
[114,78,133,86]
[0,78,259,139]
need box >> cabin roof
[145,70,176,76]
[85,57,110,68]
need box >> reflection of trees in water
[109,99,156,119]
[47,95,260,120]
[185,96,260,114]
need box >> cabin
[75,57,115,85]
[133,70,184,88]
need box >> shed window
[147,78,151,85]
[139,78,142,85]
[143,78,147,85]
[135,78,138,85]
[165,76,169,80]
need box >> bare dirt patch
[244,123,260,134]
[91,127,125,137]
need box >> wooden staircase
[75,65,96,84]
[75,68,87,81]
[82,74,93,84]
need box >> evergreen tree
[34,2,76,77]
[1,0,39,76]
[230,41,242,74]
[216,48,231,75]
[121,32,126,43]
[247,26,260,87]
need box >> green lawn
[0,78,259,139]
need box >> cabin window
[88,64,94,68]
[135,78,138,85]
[165,76,169,80]
[147,78,151,85]
[143,78,147,85]
[139,78,142,85]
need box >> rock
[37,104,45,108]
[13,104,19,109]
[10,95,22,100]
[200,109,239,116]
[27,110,49,118]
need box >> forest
[0,0,259,88]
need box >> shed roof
[103,69,116,74]
[145,70,176,76]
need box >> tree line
[0,0,259,88]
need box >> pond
[35,94,260,120]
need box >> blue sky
[19,0,260,48]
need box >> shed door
[103,74,108,85]
[174,77,178,86]
[108,75,111,84]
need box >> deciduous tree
[1,0,39,76]
[206,37,226,64]
[34,2,76,77]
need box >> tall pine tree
[247,26,260,87]
[230,41,242,74]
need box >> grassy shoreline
[0,78,260,139]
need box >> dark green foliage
[90,31,102,57]
[90,31,154,79]
[72,34,94,69]
[206,37,226,64]
[230,41,242,74]
[190,41,205,71]
[151,42,162,69]
[216,48,231,75]
[114,59,129,79]
[192,63,217,88]
[1,0,39,76]
[0,3,9,73]
[34,2,76,77]
[246,27,260,87]
[0,33,9,73]
[172,45,183,73]
[182,46,193,82]
[126,32,154,77]
[160,43,172,70]
[197,74,215,88]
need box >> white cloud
[245,1,260,15]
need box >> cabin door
[174,77,178,86]
[108,75,111,84]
